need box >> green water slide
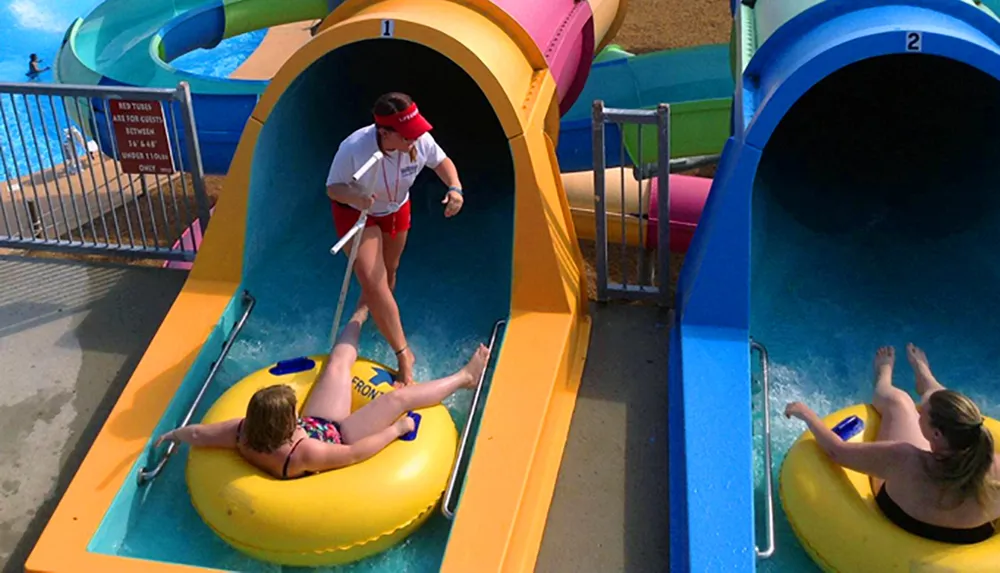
[561,42,735,171]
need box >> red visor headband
[374,103,420,128]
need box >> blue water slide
[159,2,226,62]
[669,1,1000,571]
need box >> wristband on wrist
[447,186,463,196]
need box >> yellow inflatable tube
[781,403,1000,572]
[186,355,459,567]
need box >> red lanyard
[380,153,402,204]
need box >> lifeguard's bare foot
[395,347,416,388]
[874,346,895,383]
[459,344,489,389]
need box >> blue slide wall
[668,1,1000,571]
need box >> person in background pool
[785,343,1000,544]
[325,92,465,387]
[27,54,49,78]
[155,307,488,479]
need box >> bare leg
[302,307,369,423]
[338,344,488,443]
[906,343,946,401]
[870,346,929,491]
[343,226,414,385]
[871,346,930,446]
[381,230,408,292]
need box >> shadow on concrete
[536,302,671,573]
[0,257,169,341]
[0,255,186,573]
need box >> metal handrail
[442,318,507,519]
[0,81,179,98]
[632,154,722,180]
[751,338,776,559]
[137,290,256,485]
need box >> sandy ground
[613,0,733,54]
[613,0,732,155]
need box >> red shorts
[331,200,411,238]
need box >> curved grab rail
[750,338,775,559]
[442,318,507,519]
[137,290,256,485]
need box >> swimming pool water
[171,30,266,78]
[0,0,101,180]
[0,0,261,186]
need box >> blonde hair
[925,390,999,509]
[243,384,297,453]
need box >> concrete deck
[0,256,187,572]
[537,303,671,573]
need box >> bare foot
[906,342,944,397]
[350,305,370,325]
[906,342,929,372]
[354,292,369,314]
[459,344,489,389]
[874,346,895,380]
[395,347,416,388]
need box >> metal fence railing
[591,100,672,306]
[0,81,210,261]
[590,101,722,306]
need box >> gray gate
[591,101,672,306]
[590,101,721,307]
[0,81,210,261]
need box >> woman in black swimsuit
[155,307,488,479]
[785,343,1000,544]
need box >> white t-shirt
[326,125,447,216]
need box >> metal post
[138,291,256,485]
[656,103,672,308]
[177,82,211,235]
[750,338,776,559]
[592,100,609,302]
[637,124,652,285]
[442,319,506,519]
